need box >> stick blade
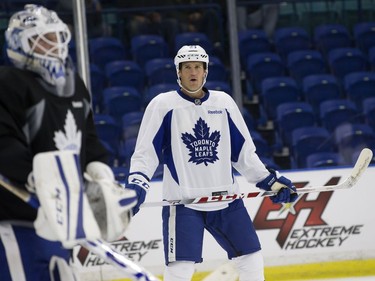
[347,147,373,187]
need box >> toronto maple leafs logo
[181,118,220,166]
[54,110,82,152]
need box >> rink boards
[71,165,375,280]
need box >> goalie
[0,5,136,281]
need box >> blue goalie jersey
[130,88,270,211]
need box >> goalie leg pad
[33,151,101,248]
[49,256,77,281]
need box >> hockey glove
[126,173,150,215]
[256,169,298,203]
[85,162,138,242]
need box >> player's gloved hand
[126,173,150,215]
[85,162,137,241]
[256,169,298,203]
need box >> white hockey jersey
[130,89,270,211]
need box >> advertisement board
[72,166,375,280]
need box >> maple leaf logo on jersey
[54,110,82,152]
[181,118,220,166]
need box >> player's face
[30,32,59,58]
[179,62,206,92]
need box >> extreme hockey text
[284,225,363,250]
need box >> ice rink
[305,276,375,281]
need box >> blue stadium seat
[174,32,214,54]
[291,126,334,168]
[130,35,169,67]
[287,49,327,85]
[353,22,375,53]
[327,47,368,82]
[145,58,176,86]
[121,111,144,141]
[246,52,286,93]
[250,130,272,158]
[319,99,361,131]
[118,137,137,167]
[306,152,343,168]
[302,74,341,115]
[314,23,352,56]
[207,56,229,82]
[102,86,142,120]
[89,37,128,69]
[205,81,232,95]
[260,76,300,121]
[273,26,312,61]
[104,60,144,92]
[344,71,375,111]
[238,29,273,69]
[334,123,375,163]
[144,83,179,106]
[276,101,316,147]
[89,64,106,112]
[94,114,121,153]
[369,46,375,70]
[241,107,256,131]
[260,157,280,170]
[100,140,117,167]
[363,97,375,131]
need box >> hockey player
[0,5,136,281]
[126,44,298,281]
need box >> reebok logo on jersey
[181,118,220,166]
[208,110,223,114]
[72,101,83,108]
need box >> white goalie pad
[33,150,101,248]
[49,256,77,281]
[85,162,137,242]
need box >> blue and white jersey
[130,88,270,211]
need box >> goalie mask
[5,4,71,86]
[174,45,209,94]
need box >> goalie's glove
[126,173,150,215]
[85,162,137,242]
[256,169,298,203]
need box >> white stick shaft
[81,239,159,281]
[142,148,373,208]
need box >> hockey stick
[0,174,159,281]
[141,148,373,208]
